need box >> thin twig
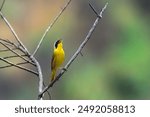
[0,57,38,75]
[0,41,36,66]
[0,38,14,46]
[89,3,100,18]
[0,38,29,56]
[0,0,5,11]
[3,54,27,59]
[32,0,72,56]
[0,61,29,69]
[0,48,17,52]
[38,2,108,98]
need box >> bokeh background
[0,0,150,100]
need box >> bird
[50,39,65,82]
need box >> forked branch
[0,0,108,100]
[38,2,108,99]
[0,0,72,100]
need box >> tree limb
[32,0,72,56]
[38,2,108,99]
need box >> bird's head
[54,39,63,48]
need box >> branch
[0,41,36,66]
[0,38,30,56]
[0,39,44,99]
[3,54,27,59]
[0,57,38,75]
[38,2,108,99]
[0,1,44,99]
[0,61,29,69]
[0,0,5,11]
[0,12,28,52]
[32,0,72,56]
[0,48,17,52]
[0,38,14,46]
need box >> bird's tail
[51,69,56,82]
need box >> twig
[3,54,27,59]
[32,0,72,56]
[38,2,108,98]
[0,41,36,66]
[0,0,5,11]
[0,12,28,52]
[0,38,14,46]
[0,38,29,56]
[89,3,100,18]
[0,57,38,75]
[0,61,29,69]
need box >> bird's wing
[51,52,56,70]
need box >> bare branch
[0,41,36,66]
[0,48,17,52]
[89,3,100,18]
[32,0,72,56]
[38,2,108,98]
[31,56,43,100]
[0,11,28,52]
[3,54,27,59]
[0,38,14,46]
[0,40,44,99]
[0,0,5,11]
[0,1,44,99]
[0,57,38,75]
[0,38,29,56]
[0,61,29,69]
[89,3,108,19]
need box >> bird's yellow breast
[53,47,65,68]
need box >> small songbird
[50,39,65,82]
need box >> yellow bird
[50,39,65,82]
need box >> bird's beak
[60,39,63,43]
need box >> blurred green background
[0,0,150,99]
